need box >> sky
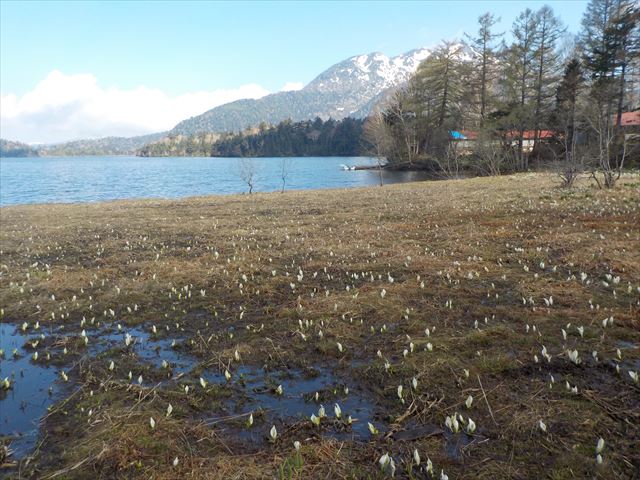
[0,0,590,144]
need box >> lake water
[0,156,431,206]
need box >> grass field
[1,172,639,479]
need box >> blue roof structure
[449,131,467,140]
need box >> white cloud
[280,81,304,92]
[0,70,271,144]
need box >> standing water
[0,323,61,457]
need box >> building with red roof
[615,110,640,127]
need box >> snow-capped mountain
[170,48,431,136]
[306,48,431,95]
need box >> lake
[0,156,431,206]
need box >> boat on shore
[340,163,381,171]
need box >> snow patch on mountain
[304,48,431,95]
[169,47,433,135]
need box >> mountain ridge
[37,132,167,156]
[170,48,431,136]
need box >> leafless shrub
[582,84,627,189]
[542,131,584,189]
[473,134,511,176]
[435,143,462,178]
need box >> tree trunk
[438,59,451,127]
[519,65,527,171]
[616,59,626,132]
[480,37,488,127]
[533,32,546,166]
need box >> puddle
[392,423,443,441]
[0,322,62,458]
[1,320,378,460]
[95,326,194,375]
[444,430,474,460]
[203,365,378,440]
[0,322,194,460]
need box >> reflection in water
[203,365,377,442]
[0,323,61,457]
[0,156,432,206]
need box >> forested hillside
[138,118,366,157]
[38,133,166,156]
[0,139,39,157]
[136,133,223,157]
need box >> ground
[0,172,639,479]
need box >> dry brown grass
[1,172,639,479]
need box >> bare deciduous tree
[279,157,291,193]
[363,111,391,186]
[386,89,420,167]
[473,133,511,176]
[435,143,462,178]
[238,158,257,194]
[584,85,620,188]
[465,12,503,127]
[546,140,584,188]
[549,98,585,188]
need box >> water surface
[0,156,430,206]
[0,323,61,457]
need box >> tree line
[0,139,39,157]
[365,0,639,187]
[137,118,365,158]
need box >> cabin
[614,110,640,128]
[449,130,476,152]
[616,111,640,165]
[449,129,556,153]
[506,130,555,153]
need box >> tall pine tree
[465,13,503,127]
[532,6,565,152]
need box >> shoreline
[2,170,638,209]
[0,172,543,209]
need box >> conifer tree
[465,13,503,127]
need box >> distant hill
[170,48,431,136]
[38,133,166,156]
[0,139,40,157]
[2,133,167,157]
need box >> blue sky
[1,0,589,143]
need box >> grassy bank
[1,173,639,479]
